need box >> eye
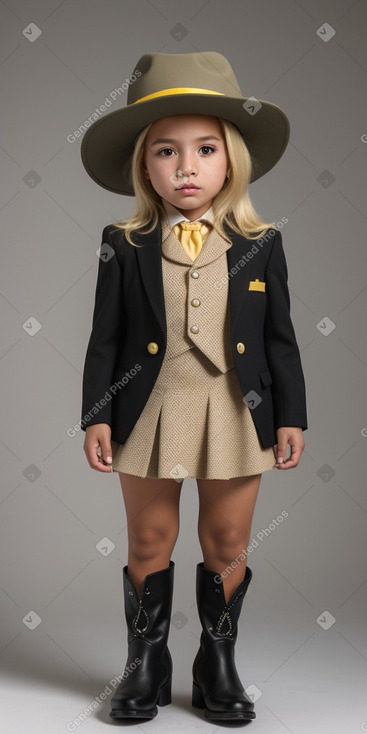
[199,145,215,155]
[158,147,175,157]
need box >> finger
[98,438,113,469]
[275,441,288,465]
[89,450,113,472]
[85,441,114,472]
[277,445,302,469]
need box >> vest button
[191,298,200,307]
[236,342,245,354]
[147,342,159,354]
[190,325,199,334]
[191,270,199,278]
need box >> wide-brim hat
[80,51,290,196]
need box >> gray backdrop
[1,1,366,732]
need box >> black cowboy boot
[192,561,256,721]
[110,560,174,719]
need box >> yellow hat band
[133,87,225,104]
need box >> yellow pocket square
[248,279,266,292]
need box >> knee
[129,523,178,562]
[199,524,245,563]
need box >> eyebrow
[150,135,221,146]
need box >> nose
[178,151,198,176]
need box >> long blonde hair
[111,117,277,246]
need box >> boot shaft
[123,561,175,642]
[195,562,252,641]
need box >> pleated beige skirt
[111,344,276,480]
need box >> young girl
[80,51,307,723]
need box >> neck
[176,203,213,221]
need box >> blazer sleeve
[80,225,124,432]
[263,230,308,432]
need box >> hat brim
[80,94,290,196]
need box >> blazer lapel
[134,219,167,338]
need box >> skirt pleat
[111,345,276,480]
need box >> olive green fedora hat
[80,51,290,196]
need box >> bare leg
[196,474,262,603]
[117,472,183,597]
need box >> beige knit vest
[160,218,234,373]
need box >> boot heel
[157,677,172,706]
[192,680,205,708]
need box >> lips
[177,185,199,190]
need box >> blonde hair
[111,117,277,246]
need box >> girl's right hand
[83,424,114,472]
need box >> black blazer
[80,222,308,449]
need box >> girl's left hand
[273,427,305,469]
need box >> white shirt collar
[161,198,214,227]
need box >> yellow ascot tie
[172,220,211,260]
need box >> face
[143,114,230,220]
